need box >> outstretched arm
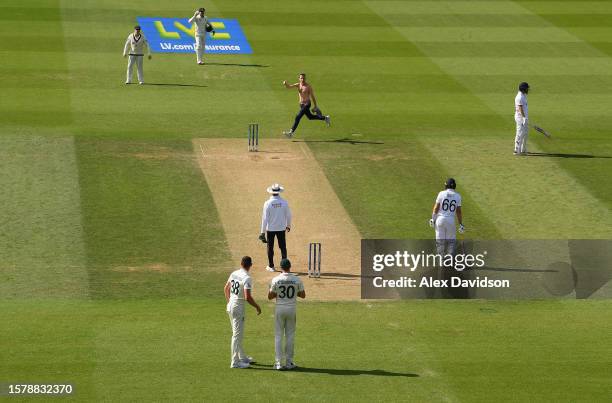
[283,80,298,88]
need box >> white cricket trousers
[435,216,456,256]
[274,305,297,364]
[514,118,528,153]
[227,303,247,366]
[126,55,144,83]
[195,35,206,63]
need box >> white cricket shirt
[227,268,252,307]
[270,273,304,307]
[514,91,528,120]
[123,33,150,56]
[188,15,209,36]
[436,189,462,219]
[261,195,292,233]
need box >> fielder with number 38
[429,178,464,256]
[268,258,305,370]
[224,256,261,369]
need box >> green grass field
[1,0,611,401]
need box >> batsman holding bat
[429,178,464,256]
[514,82,530,155]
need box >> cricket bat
[531,124,552,138]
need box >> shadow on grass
[526,152,612,159]
[293,271,375,280]
[292,138,384,145]
[204,62,269,68]
[250,364,418,377]
[475,266,558,273]
[141,83,207,88]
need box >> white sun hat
[266,183,284,194]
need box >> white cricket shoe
[230,361,250,369]
[283,130,294,138]
[273,362,284,370]
[240,356,256,364]
[266,266,276,272]
[325,115,331,127]
[285,362,297,370]
[138,82,144,85]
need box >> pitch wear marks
[136,17,252,54]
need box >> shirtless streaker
[282,73,330,137]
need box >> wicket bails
[308,242,321,278]
[248,123,259,152]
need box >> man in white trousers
[514,82,530,155]
[224,256,261,369]
[268,258,305,370]
[123,25,151,85]
[429,178,464,256]
[188,8,214,65]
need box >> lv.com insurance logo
[136,17,253,54]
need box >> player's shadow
[475,266,557,273]
[293,138,384,145]
[204,62,269,68]
[250,364,418,377]
[526,152,612,159]
[293,271,375,280]
[141,83,207,88]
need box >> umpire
[259,183,292,272]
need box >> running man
[429,178,464,256]
[268,259,305,370]
[188,8,214,65]
[224,256,261,369]
[282,73,330,137]
[514,82,530,155]
[123,25,151,84]
[259,183,292,272]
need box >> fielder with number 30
[268,259,305,370]
[429,178,464,256]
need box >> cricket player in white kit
[188,8,214,65]
[259,184,292,272]
[268,258,305,370]
[224,256,261,369]
[514,82,530,155]
[123,25,151,85]
[429,178,464,256]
